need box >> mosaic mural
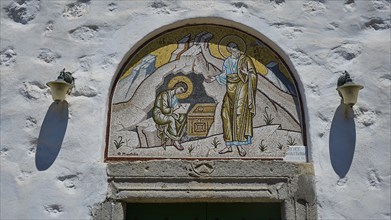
[106,25,304,159]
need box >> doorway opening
[126,203,281,220]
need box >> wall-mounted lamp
[47,68,75,102]
[337,71,363,108]
[337,71,363,118]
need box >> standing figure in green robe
[152,82,188,151]
[206,42,257,156]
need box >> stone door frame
[93,160,317,219]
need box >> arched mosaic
[106,24,305,160]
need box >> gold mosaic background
[119,25,292,82]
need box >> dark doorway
[126,203,282,220]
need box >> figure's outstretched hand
[205,76,216,83]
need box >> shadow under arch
[105,17,309,161]
[329,104,356,178]
[35,101,69,171]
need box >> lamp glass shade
[337,82,364,107]
[47,80,73,101]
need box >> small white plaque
[284,146,307,162]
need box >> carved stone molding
[94,160,317,219]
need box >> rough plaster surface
[0,0,390,219]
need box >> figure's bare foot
[173,141,184,151]
[219,146,232,154]
[237,145,246,157]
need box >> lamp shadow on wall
[329,103,356,178]
[35,101,69,171]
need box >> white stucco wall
[1,0,390,219]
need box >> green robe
[152,90,186,142]
[221,55,257,145]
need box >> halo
[218,35,247,59]
[167,75,193,99]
